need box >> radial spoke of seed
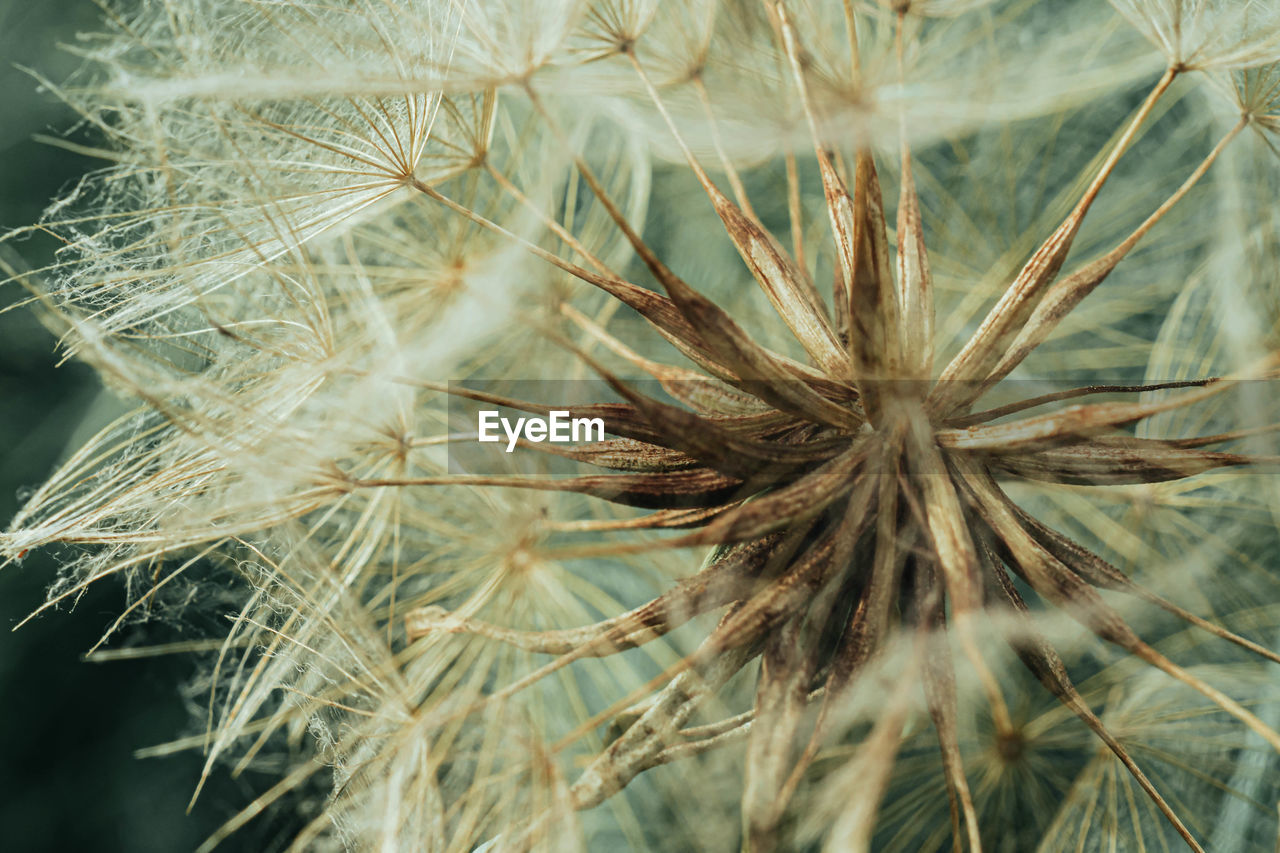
[622,49,851,380]
[958,459,1280,756]
[782,437,912,805]
[541,505,729,533]
[404,534,785,651]
[522,437,700,474]
[978,534,1204,852]
[742,611,814,852]
[561,304,772,416]
[1010,502,1280,668]
[676,444,869,548]
[521,86,856,408]
[935,371,1268,453]
[890,7,933,380]
[568,616,766,812]
[407,177,737,380]
[905,409,1015,739]
[920,615,984,853]
[821,660,918,853]
[945,379,1217,429]
[347,467,743,511]
[775,3,900,403]
[988,437,1259,485]
[691,75,759,222]
[930,66,1181,417]
[563,336,848,479]
[982,117,1248,393]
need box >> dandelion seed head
[1110,0,1280,71]
[8,1,1280,851]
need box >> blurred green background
[0,2,306,850]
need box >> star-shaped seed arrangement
[375,10,1280,852]
[7,2,1280,851]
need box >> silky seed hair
[5,0,1280,851]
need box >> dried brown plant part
[1009,502,1280,668]
[519,79,855,409]
[777,3,903,395]
[412,171,856,411]
[350,469,744,511]
[350,39,1278,847]
[895,123,934,380]
[921,617,984,853]
[622,50,850,380]
[930,65,1182,417]
[564,595,789,816]
[741,611,814,850]
[518,439,702,475]
[987,436,1260,486]
[906,408,1016,740]
[983,116,1250,393]
[959,461,1280,756]
[935,371,1263,453]
[944,379,1219,429]
[539,506,729,533]
[412,524,819,752]
[405,177,737,382]
[976,530,1204,851]
[561,344,846,478]
[781,476,918,819]
[741,466,881,847]
[819,655,919,853]
[559,303,769,416]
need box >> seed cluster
[384,12,1280,851]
